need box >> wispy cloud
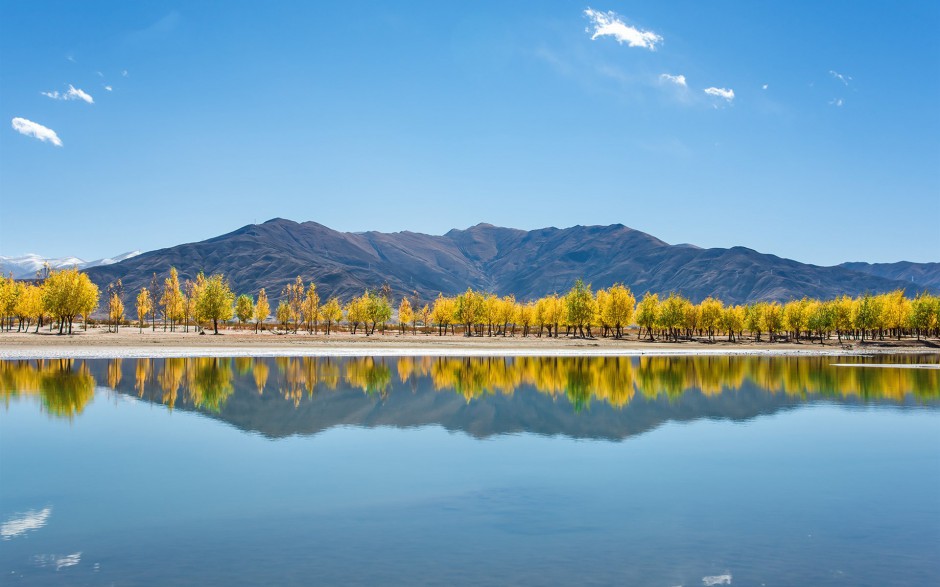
[584,8,662,50]
[659,73,687,87]
[761,84,768,90]
[11,118,63,146]
[829,98,844,107]
[122,69,129,77]
[829,70,851,85]
[704,87,735,102]
[104,85,113,92]
[41,84,94,104]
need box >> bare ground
[1,326,937,360]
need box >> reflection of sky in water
[1,507,51,540]
[1,356,938,586]
[32,552,81,571]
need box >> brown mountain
[85,218,938,305]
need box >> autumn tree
[254,288,270,333]
[565,279,595,338]
[193,272,235,334]
[302,282,320,333]
[454,289,484,337]
[699,297,723,342]
[161,267,184,331]
[275,301,292,330]
[398,297,414,334]
[42,268,99,335]
[599,284,635,339]
[235,294,254,326]
[282,276,305,333]
[109,292,125,332]
[321,297,342,334]
[420,303,432,335]
[136,288,152,333]
[635,292,659,341]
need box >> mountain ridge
[82,218,938,305]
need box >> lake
[1,355,938,586]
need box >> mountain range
[79,218,939,305]
[0,251,141,280]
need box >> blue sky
[2,1,938,265]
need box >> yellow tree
[420,303,432,335]
[760,301,784,342]
[282,276,305,333]
[136,287,152,333]
[235,294,254,326]
[542,294,566,338]
[398,297,414,334]
[657,293,686,342]
[516,301,535,337]
[431,293,453,336]
[565,279,595,338]
[275,301,292,330]
[109,292,125,332]
[321,297,342,334]
[193,273,235,335]
[635,292,660,341]
[880,290,910,340]
[160,267,184,331]
[14,284,44,333]
[699,297,723,342]
[302,282,320,333]
[344,295,368,335]
[254,288,270,333]
[783,298,810,341]
[830,295,854,343]
[42,268,99,335]
[498,295,516,336]
[454,288,484,337]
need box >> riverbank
[0,328,937,360]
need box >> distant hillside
[838,261,940,290]
[84,218,937,305]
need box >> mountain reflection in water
[2,355,937,439]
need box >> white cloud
[584,8,662,50]
[1,508,52,539]
[829,70,851,85]
[761,84,768,90]
[122,69,129,77]
[660,73,687,87]
[11,118,63,147]
[41,84,94,104]
[704,87,735,101]
[830,98,844,107]
[104,85,113,92]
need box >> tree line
[1,267,939,343]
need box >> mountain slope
[838,261,940,290]
[84,219,936,305]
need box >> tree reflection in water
[1,355,937,420]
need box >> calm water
[1,355,938,586]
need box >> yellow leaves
[136,287,152,328]
[398,297,414,326]
[255,288,270,325]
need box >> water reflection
[1,355,937,437]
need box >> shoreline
[1,329,937,360]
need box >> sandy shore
[1,327,937,360]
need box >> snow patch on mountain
[0,251,141,279]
